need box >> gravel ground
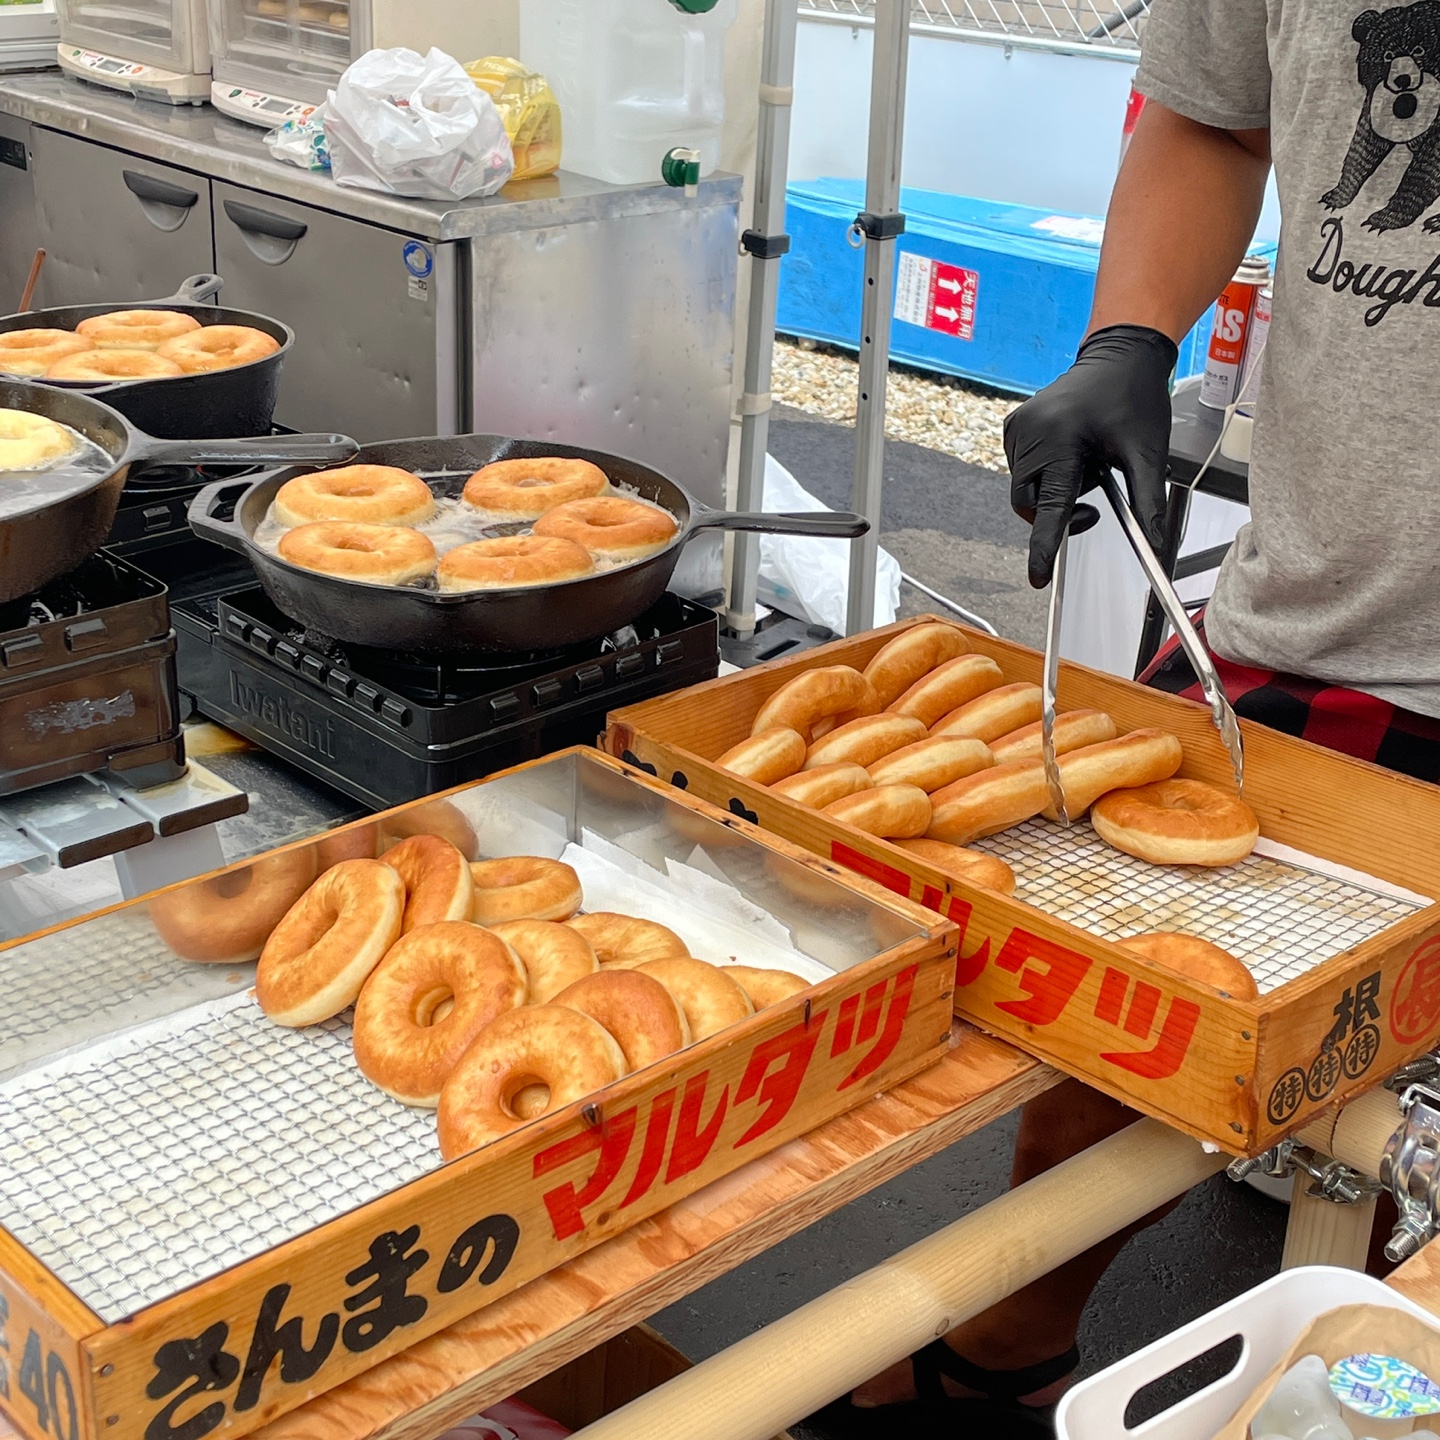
[771,336,1021,473]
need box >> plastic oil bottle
[519,0,738,186]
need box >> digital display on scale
[262,98,292,112]
[97,58,129,72]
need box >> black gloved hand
[1004,323,1178,589]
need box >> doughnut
[567,912,689,968]
[552,968,690,1070]
[0,409,78,471]
[1091,778,1260,867]
[352,922,527,1106]
[893,838,1017,896]
[148,848,318,963]
[888,654,1005,728]
[532,495,678,561]
[256,859,406,1026]
[866,736,994,793]
[638,955,753,1041]
[722,965,809,1010]
[156,324,280,373]
[278,522,437,586]
[1119,932,1258,1000]
[1041,729,1185,820]
[989,710,1119,765]
[382,800,478,860]
[931,683,1043,744]
[437,536,594,592]
[823,784,933,839]
[470,856,582,924]
[46,349,183,382]
[489,918,598,1003]
[0,329,90,377]
[437,1006,626,1158]
[715,727,807,785]
[803,713,927,771]
[862,623,970,708]
[770,762,873,810]
[751,666,879,744]
[273,465,435,528]
[314,822,380,871]
[462,456,610,518]
[75,309,200,350]
[926,761,1051,846]
[382,834,474,931]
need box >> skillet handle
[150,273,225,305]
[690,508,870,539]
[188,479,252,555]
[133,432,359,468]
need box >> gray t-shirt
[1136,0,1440,716]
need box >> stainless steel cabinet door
[213,181,453,441]
[0,115,41,311]
[31,128,213,304]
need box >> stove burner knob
[1,633,42,668]
[615,653,645,679]
[656,641,685,666]
[274,641,302,669]
[575,665,605,693]
[489,693,522,724]
[532,680,563,709]
[64,617,108,653]
[327,669,355,699]
[354,682,383,713]
[381,697,410,727]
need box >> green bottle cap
[668,0,721,12]
[661,148,702,190]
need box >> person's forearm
[1089,101,1272,343]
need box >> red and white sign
[894,253,979,340]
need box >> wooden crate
[605,617,1440,1157]
[0,749,954,1440]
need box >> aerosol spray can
[1199,254,1272,410]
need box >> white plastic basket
[1056,1266,1440,1440]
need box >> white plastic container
[1056,1267,1440,1440]
[520,0,737,185]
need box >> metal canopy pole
[845,0,910,635]
[724,0,801,640]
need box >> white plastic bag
[325,47,514,201]
[758,454,901,633]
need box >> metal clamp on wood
[740,228,791,259]
[1227,1140,1381,1206]
[1381,1082,1440,1261]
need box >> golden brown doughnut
[47,349,183,382]
[862,622,970,708]
[0,328,91,377]
[1042,729,1185,820]
[490,918,598,1003]
[770,762,873,809]
[382,800,478,860]
[1091,779,1259,867]
[462,456,610,517]
[437,536,594,592]
[751,666,880,744]
[638,955,753,1041]
[823,784,933,839]
[278,522,437,586]
[256,859,406,1026]
[893,837,1017,896]
[1119,932,1258,999]
[437,1006,626,1158]
[470,857,583,924]
[0,409,79,470]
[888,654,1005,728]
[722,965,809,1009]
[865,736,994,793]
[273,465,436,528]
[803,713,928,771]
[989,710,1119,764]
[76,308,199,349]
[157,325,280,373]
[931,683,1043,744]
[553,968,690,1070]
[926,761,1051,846]
[352,922,527,1105]
[568,912,689,968]
[149,848,318,963]
[532,495,678,561]
[382,834,474,932]
[715,727,808,785]
[313,822,380,871]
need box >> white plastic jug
[520,0,737,186]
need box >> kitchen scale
[0,0,59,72]
[210,81,317,127]
[56,0,210,104]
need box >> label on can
[1236,285,1272,414]
[1200,281,1259,409]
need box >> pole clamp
[847,210,907,248]
[1227,1139,1381,1206]
[1382,1082,1440,1262]
[740,229,791,260]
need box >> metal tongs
[1041,472,1245,827]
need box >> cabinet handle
[123,170,199,209]
[223,199,308,243]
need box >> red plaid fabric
[1141,616,1440,783]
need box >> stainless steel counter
[0,71,742,241]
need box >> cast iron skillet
[0,379,356,603]
[0,275,294,440]
[188,434,867,654]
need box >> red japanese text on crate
[894,253,979,340]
